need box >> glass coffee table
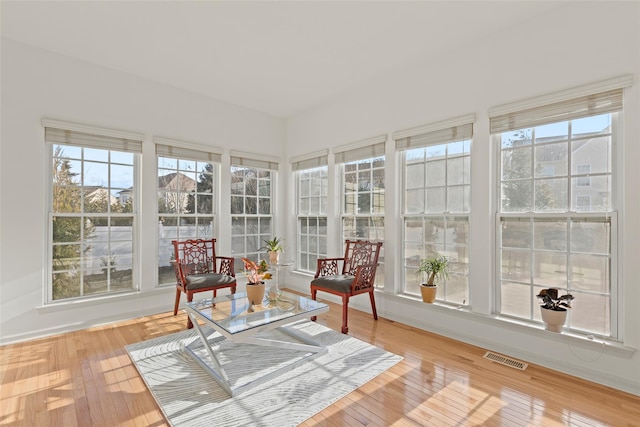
[184,290,329,396]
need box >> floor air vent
[483,351,528,370]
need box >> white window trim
[45,126,141,304]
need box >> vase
[266,279,281,302]
[246,282,266,306]
[268,250,280,265]
[420,285,437,303]
[540,307,568,332]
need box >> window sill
[388,293,636,359]
[36,286,173,314]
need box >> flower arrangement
[241,258,271,284]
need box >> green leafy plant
[537,288,574,311]
[262,236,284,253]
[416,254,450,287]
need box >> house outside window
[292,151,329,273]
[230,152,279,270]
[335,136,385,287]
[491,85,624,338]
[395,116,473,304]
[45,121,142,302]
[156,139,221,286]
[576,164,591,187]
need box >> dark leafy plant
[537,288,575,311]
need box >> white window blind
[334,134,386,164]
[155,137,222,163]
[43,119,143,153]
[490,89,624,134]
[290,149,329,171]
[395,119,474,151]
[488,75,632,134]
[230,150,279,170]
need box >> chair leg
[310,288,317,322]
[369,290,378,320]
[173,288,181,316]
[186,292,194,329]
[341,295,349,334]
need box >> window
[230,152,278,269]
[45,121,142,302]
[491,82,627,338]
[292,151,329,273]
[156,139,221,285]
[335,136,385,287]
[395,116,473,304]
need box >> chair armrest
[314,257,345,278]
[171,260,186,286]
[216,256,236,277]
[351,263,378,292]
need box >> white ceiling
[2,1,569,118]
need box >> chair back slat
[342,240,382,276]
[173,239,218,275]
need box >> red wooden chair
[310,240,383,334]
[172,239,236,328]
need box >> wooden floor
[1,292,639,427]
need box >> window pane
[501,282,532,318]
[569,291,610,336]
[502,180,532,212]
[50,144,138,301]
[502,147,532,180]
[501,249,530,283]
[406,163,424,189]
[426,160,446,186]
[572,114,611,136]
[534,122,568,143]
[534,178,568,211]
[533,251,567,287]
[426,188,445,213]
[535,143,567,177]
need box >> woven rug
[126,320,402,426]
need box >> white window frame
[44,119,143,303]
[490,75,631,339]
[335,135,386,288]
[395,114,474,304]
[292,150,329,273]
[230,150,279,269]
[155,137,222,286]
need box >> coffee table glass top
[186,290,328,335]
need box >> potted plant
[241,258,270,306]
[262,236,284,265]
[416,254,449,303]
[537,288,575,332]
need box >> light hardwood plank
[1,292,639,427]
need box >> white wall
[0,39,285,343]
[285,2,640,395]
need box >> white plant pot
[540,307,568,332]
